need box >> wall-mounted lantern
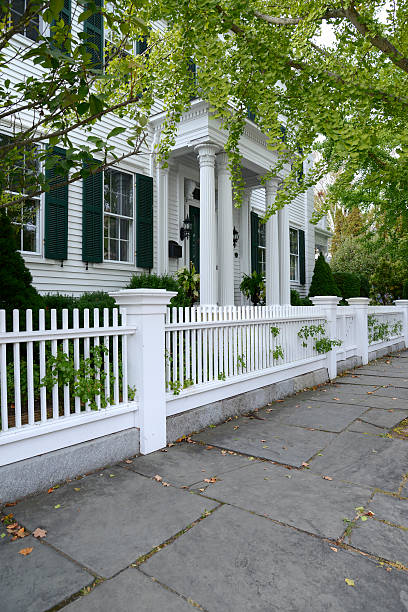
[233,226,239,248]
[180,216,192,241]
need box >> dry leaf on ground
[32,528,47,539]
[154,475,162,482]
[322,476,333,481]
[203,477,217,483]
[18,547,33,556]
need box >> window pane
[290,229,298,255]
[109,216,119,238]
[120,240,128,261]
[290,254,298,281]
[110,239,119,261]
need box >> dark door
[189,205,200,272]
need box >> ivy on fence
[368,315,402,344]
[297,323,342,354]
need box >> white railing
[336,306,357,361]
[0,307,137,465]
[165,305,328,395]
[367,306,405,347]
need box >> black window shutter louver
[136,173,153,269]
[250,211,259,274]
[45,146,68,261]
[299,229,306,285]
[84,0,104,68]
[82,162,103,263]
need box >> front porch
[152,101,293,306]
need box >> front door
[189,205,200,272]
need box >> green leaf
[50,0,64,16]
[78,9,93,23]
[107,127,126,139]
[345,579,355,587]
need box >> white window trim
[289,227,299,283]
[103,167,135,265]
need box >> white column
[216,152,234,305]
[109,289,176,454]
[157,164,169,274]
[195,143,219,305]
[311,295,341,378]
[395,300,408,349]
[278,205,290,305]
[240,189,251,279]
[348,297,370,365]
[265,179,280,305]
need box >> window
[315,243,327,259]
[258,221,266,277]
[1,133,41,253]
[290,228,299,282]
[104,168,133,262]
[10,0,39,41]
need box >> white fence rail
[0,307,137,465]
[367,306,405,347]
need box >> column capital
[265,176,282,196]
[195,143,220,167]
[216,151,229,172]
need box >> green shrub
[308,253,339,297]
[402,281,408,300]
[291,289,313,306]
[127,273,192,307]
[359,276,371,298]
[333,272,360,301]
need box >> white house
[2,4,330,305]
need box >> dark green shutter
[84,0,104,68]
[82,163,103,263]
[250,211,259,274]
[136,36,148,55]
[61,0,71,26]
[136,173,153,269]
[45,147,68,261]
[299,229,306,285]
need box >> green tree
[309,253,339,297]
[0,211,43,312]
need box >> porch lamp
[233,226,239,248]
[180,215,192,241]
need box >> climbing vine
[367,315,402,344]
[297,324,342,354]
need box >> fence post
[310,296,340,379]
[394,300,408,349]
[110,289,177,454]
[347,297,370,365]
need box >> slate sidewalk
[2,352,408,612]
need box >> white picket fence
[165,305,328,392]
[1,292,407,469]
[0,307,138,465]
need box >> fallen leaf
[32,528,47,539]
[4,502,17,507]
[18,547,33,556]
[330,547,338,552]
[154,475,162,482]
[109,474,115,478]
[15,527,26,538]
[333,398,340,401]
[345,578,355,587]
[233,426,239,430]
[6,523,18,530]
[0,533,5,539]
[160,448,168,452]
[221,450,227,456]
[203,477,217,483]
[206,445,214,450]
[73,487,81,492]
[162,482,170,487]
[54,504,61,509]
[262,445,269,449]
[302,462,309,467]
[248,456,256,460]
[124,459,133,464]
[47,488,54,494]
[386,567,392,572]
[261,440,266,442]
[322,476,333,481]
[167,443,175,447]
[198,488,205,492]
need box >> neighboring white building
[2,5,329,305]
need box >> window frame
[103,167,135,264]
[289,227,300,283]
[258,220,266,278]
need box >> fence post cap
[109,289,177,312]
[394,300,408,306]
[310,296,340,306]
[347,297,370,306]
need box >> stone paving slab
[142,505,408,612]
[0,537,93,612]
[368,494,408,528]
[339,375,408,388]
[192,418,336,467]
[360,408,408,429]
[354,369,408,377]
[309,432,407,491]
[65,568,196,611]
[327,383,381,394]
[193,461,371,539]
[348,518,408,566]
[12,467,218,578]
[122,443,251,487]
[347,420,388,435]
[309,391,406,410]
[276,400,366,432]
[373,386,408,399]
